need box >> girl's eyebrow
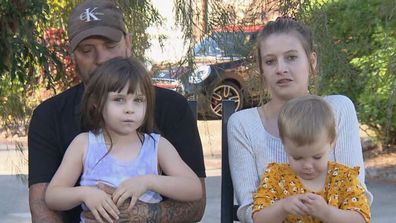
[108,92,126,96]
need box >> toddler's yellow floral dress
[252,161,370,223]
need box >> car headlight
[189,65,211,84]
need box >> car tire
[209,81,243,118]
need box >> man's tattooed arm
[29,183,64,223]
[84,178,206,223]
[159,179,206,222]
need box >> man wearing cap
[28,0,206,222]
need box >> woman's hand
[82,186,120,223]
[112,175,151,211]
[281,194,310,217]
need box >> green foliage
[0,76,36,136]
[119,0,163,60]
[0,0,394,149]
[46,0,77,27]
[300,0,396,148]
[0,0,52,135]
[0,0,48,82]
[0,0,163,136]
[352,31,396,146]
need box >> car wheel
[210,81,242,118]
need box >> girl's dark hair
[257,17,316,76]
[81,57,155,135]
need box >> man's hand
[83,199,160,223]
[84,179,206,223]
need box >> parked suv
[152,25,264,118]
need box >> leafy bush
[0,0,51,136]
[0,0,162,137]
[0,0,394,149]
[300,0,396,148]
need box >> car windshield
[193,31,256,58]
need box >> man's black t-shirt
[28,83,205,222]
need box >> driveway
[1,174,396,222]
[1,120,395,222]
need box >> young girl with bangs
[45,57,202,223]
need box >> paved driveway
[2,174,395,223]
[1,120,395,222]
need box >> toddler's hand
[281,194,309,217]
[83,186,120,223]
[301,192,329,219]
[113,175,151,211]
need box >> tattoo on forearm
[158,180,206,223]
[162,200,193,222]
[115,181,205,223]
[160,199,205,223]
[116,200,160,223]
[147,202,161,223]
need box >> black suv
[152,25,264,118]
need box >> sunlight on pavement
[0,147,28,175]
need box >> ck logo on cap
[80,7,104,22]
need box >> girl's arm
[113,136,202,209]
[45,133,119,222]
[44,133,88,210]
[149,136,202,200]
